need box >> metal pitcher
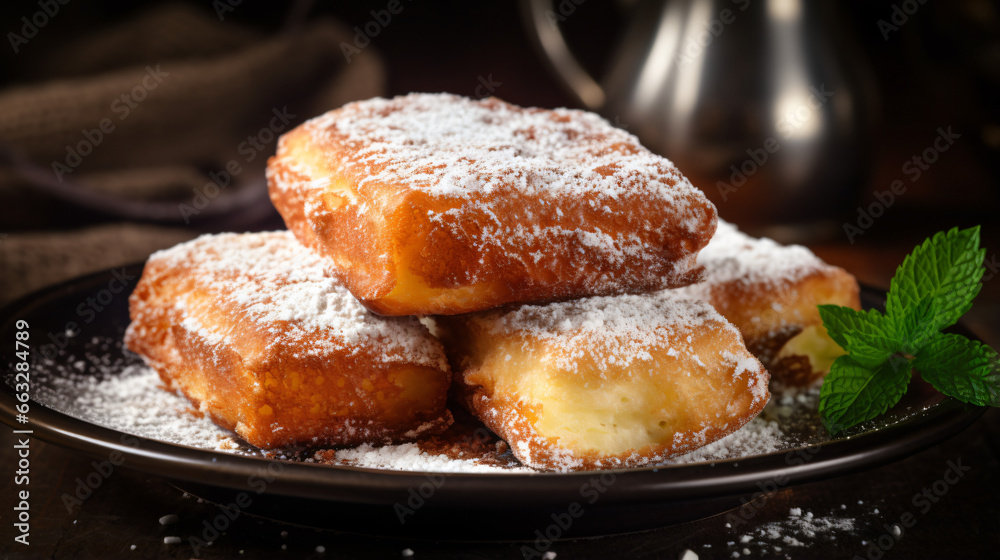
[523,0,878,237]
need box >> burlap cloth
[0,4,385,306]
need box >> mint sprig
[817,306,897,368]
[819,226,999,434]
[820,356,912,432]
[886,226,984,334]
[914,333,1000,407]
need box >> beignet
[435,291,769,471]
[267,93,717,316]
[678,221,861,386]
[124,232,452,449]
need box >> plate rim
[0,263,988,508]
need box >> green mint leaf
[892,296,939,354]
[818,305,900,368]
[820,355,912,435]
[817,304,864,349]
[818,226,999,434]
[913,332,1000,406]
[886,226,985,334]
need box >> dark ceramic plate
[0,264,986,540]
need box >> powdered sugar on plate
[22,336,833,473]
[320,442,529,473]
[667,416,786,465]
[33,357,240,451]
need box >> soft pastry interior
[267,93,717,316]
[436,291,770,471]
[677,220,860,386]
[124,232,453,449]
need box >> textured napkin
[0,4,385,305]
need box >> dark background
[1,1,999,559]
[0,0,998,237]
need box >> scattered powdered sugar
[668,383,826,465]
[320,442,528,473]
[22,336,832,473]
[303,93,701,207]
[33,359,241,451]
[767,384,825,419]
[667,417,786,464]
[474,290,737,374]
[26,338,518,472]
[133,231,445,368]
[724,508,857,557]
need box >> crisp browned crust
[124,232,453,449]
[678,221,861,386]
[267,93,717,316]
[705,267,859,386]
[702,268,860,347]
[769,354,817,388]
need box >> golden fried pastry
[677,220,861,386]
[124,232,452,449]
[267,93,717,316]
[435,291,770,471]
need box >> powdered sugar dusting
[268,94,718,306]
[680,220,825,298]
[473,290,735,374]
[133,231,445,368]
[668,383,832,465]
[721,508,857,557]
[324,443,529,473]
[24,336,838,474]
[34,358,240,451]
[668,416,785,464]
[303,93,702,210]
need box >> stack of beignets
[126,93,860,471]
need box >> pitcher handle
[521,0,606,110]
